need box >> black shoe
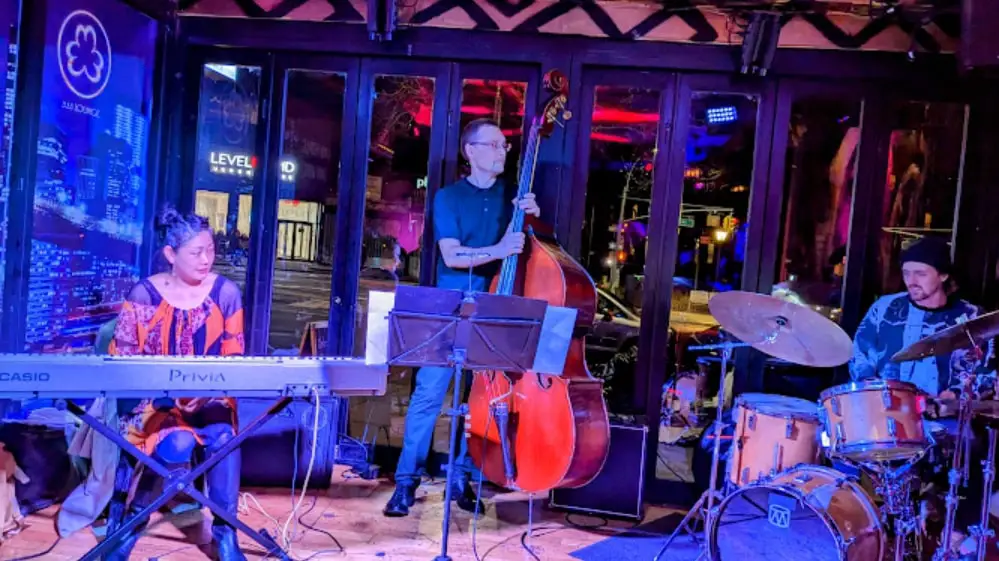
[383,482,418,517]
[210,523,248,561]
[454,481,485,516]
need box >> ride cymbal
[707,291,853,368]
[891,309,999,362]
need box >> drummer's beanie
[900,237,952,274]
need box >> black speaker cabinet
[963,0,999,69]
[237,396,347,489]
[549,423,647,520]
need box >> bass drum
[709,465,883,561]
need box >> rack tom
[820,379,928,463]
[728,393,821,486]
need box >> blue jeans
[394,366,482,486]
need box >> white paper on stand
[365,291,395,365]
[531,305,578,375]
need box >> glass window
[579,85,661,415]
[267,70,346,354]
[871,101,966,297]
[661,92,758,451]
[192,64,262,296]
[773,97,862,324]
[673,93,758,307]
[25,2,157,352]
[348,73,436,457]
[457,78,527,184]
[353,74,435,358]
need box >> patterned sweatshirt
[849,292,995,397]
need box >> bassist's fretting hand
[513,193,541,217]
[496,231,526,257]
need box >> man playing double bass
[849,236,997,557]
[383,119,541,518]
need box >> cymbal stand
[653,338,752,561]
[970,426,997,561]
[934,371,979,561]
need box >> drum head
[713,485,841,561]
[819,379,922,402]
[737,393,819,420]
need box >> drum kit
[653,293,999,561]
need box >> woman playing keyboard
[106,205,246,561]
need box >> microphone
[455,251,491,259]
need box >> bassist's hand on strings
[513,192,540,217]
[496,231,526,257]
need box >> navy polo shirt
[433,178,511,291]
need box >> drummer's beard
[907,285,928,301]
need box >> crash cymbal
[891,309,999,362]
[707,291,853,368]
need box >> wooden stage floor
[0,467,677,561]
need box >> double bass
[465,70,610,494]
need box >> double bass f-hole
[536,373,553,389]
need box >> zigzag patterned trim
[179,0,959,53]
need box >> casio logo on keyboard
[0,372,50,382]
[169,369,226,384]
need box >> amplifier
[237,396,347,489]
[549,423,647,520]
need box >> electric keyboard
[0,354,387,398]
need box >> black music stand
[63,398,293,561]
[388,285,548,561]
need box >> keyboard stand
[65,398,293,561]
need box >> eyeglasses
[469,141,512,152]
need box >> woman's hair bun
[156,205,183,233]
[156,205,211,249]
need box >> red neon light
[592,108,659,124]
[590,132,631,143]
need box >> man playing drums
[849,236,996,557]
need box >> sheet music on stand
[373,286,577,374]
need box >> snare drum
[710,465,884,561]
[728,393,821,486]
[819,379,928,463]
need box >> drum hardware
[933,372,981,561]
[832,448,929,561]
[969,426,998,561]
[654,292,854,561]
[653,339,745,561]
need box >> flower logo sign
[57,10,112,100]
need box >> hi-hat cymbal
[891,309,999,362]
[707,291,853,368]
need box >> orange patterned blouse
[109,275,244,454]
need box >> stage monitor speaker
[549,423,647,520]
[962,0,999,69]
[238,396,347,489]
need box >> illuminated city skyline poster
[26,0,156,352]
[0,1,19,330]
